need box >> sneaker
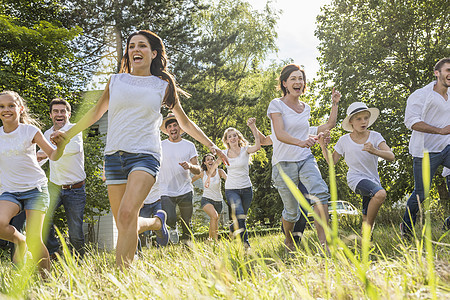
[154,210,169,247]
[169,228,179,244]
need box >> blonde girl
[0,91,64,274]
[222,118,260,248]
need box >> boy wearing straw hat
[319,102,395,233]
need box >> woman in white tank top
[221,118,261,248]
[192,154,227,241]
[51,30,229,269]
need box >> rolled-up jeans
[402,145,450,232]
[272,154,330,223]
[225,187,253,245]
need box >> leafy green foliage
[315,0,450,205]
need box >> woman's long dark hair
[120,30,189,109]
[201,153,215,172]
[279,64,306,96]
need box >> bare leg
[314,204,329,248]
[203,204,219,241]
[110,171,155,269]
[363,189,386,232]
[282,217,295,251]
[0,201,26,264]
[25,209,50,274]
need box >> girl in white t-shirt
[319,102,395,234]
[51,30,228,269]
[0,90,64,274]
[192,154,227,241]
[221,118,260,248]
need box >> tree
[315,0,450,207]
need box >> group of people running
[0,29,448,275]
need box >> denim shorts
[0,186,50,213]
[105,151,160,185]
[201,197,223,214]
[355,179,384,215]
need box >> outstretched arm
[317,87,340,134]
[51,79,110,144]
[246,118,261,154]
[191,170,204,183]
[33,131,64,161]
[171,101,229,165]
[318,133,341,165]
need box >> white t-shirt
[404,81,450,158]
[224,146,252,189]
[159,139,198,197]
[443,167,450,178]
[41,122,86,185]
[0,124,48,192]
[334,131,386,192]
[267,98,312,165]
[144,179,160,205]
[202,171,223,201]
[105,73,169,161]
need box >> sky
[247,0,331,79]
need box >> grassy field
[0,222,449,299]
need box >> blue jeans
[272,155,330,223]
[45,182,86,257]
[225,187,253,245]
[139,200,162,236]
[402,145,450,232]
[161,192,193,240]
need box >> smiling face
[166,121,181,142]
[50,103,71,130]
[0,93,23,126]
[226,130,239,147]
[128,34,157,75]
[435,62,450,88]
[283,70,305,97]
[349,110,371,133]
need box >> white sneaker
[169,229,179,244]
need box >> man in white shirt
[401,58,450,237]
[38,98,86,257]
[159,114,201,243]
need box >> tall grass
[1,152,449,298]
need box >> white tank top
[202,171,223,201]
[104,73,168,161]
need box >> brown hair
[49,98,71,113]
[279,64,306,96]
[120,30,189,109]
[0,91,40,127]
[434,57,450,72]
[201,153,215,171]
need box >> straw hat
[341,102,379,132]
[160,113,184,135]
